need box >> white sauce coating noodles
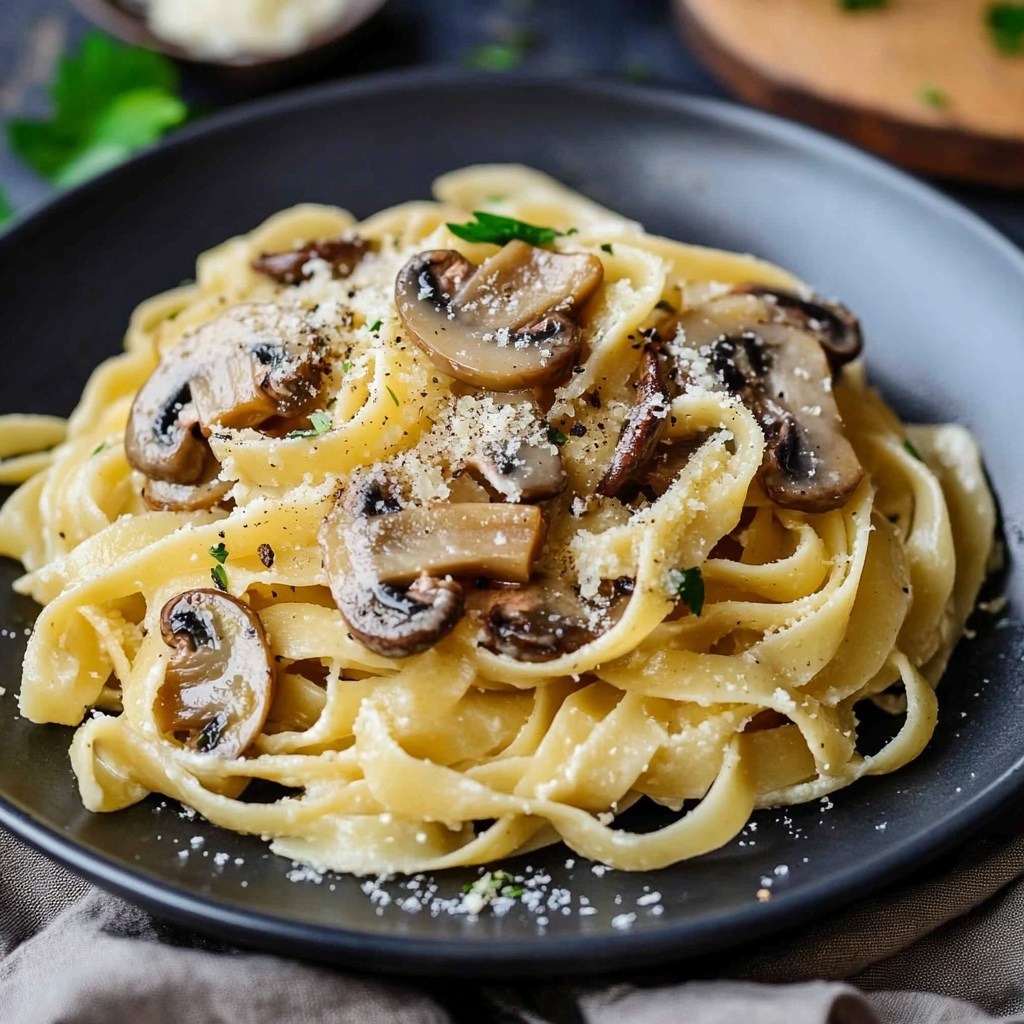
[0,166,996,875]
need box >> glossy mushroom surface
[394,241,603,390]
[252,237,370,285]
[155,589,275,758]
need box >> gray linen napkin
[2,820,1023,1024]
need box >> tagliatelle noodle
[0,165,996,875]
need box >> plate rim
[1,69,1022,975]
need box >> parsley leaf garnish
[917,84,951,109]
[447,211,563,247]
[208,542,229,564]
[385,385,400,407]
[987,3,1024,52]
[286,409,333,438]
[668,567,705,617]
[210,564,228,592]
[7,32,188,188]
[91,441,106,456]
[903,438,923,461]
[368,319,382,333]
[341,360,354,374]
[600,243,614,254]
[838,0,886,9]
[0,188,12,227]
[547,426,568,446]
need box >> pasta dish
[0,166,996,875]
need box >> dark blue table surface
[3,0,1024,249]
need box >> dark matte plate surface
[0,72,1021,976]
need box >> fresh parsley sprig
[7,32,189,189]
[987,3,1024,52]
[447,211,563,248]
[286,409,332,439]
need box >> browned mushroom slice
[252,237,370,285]
[155,589,275,758]
[142,451,233,511]
[478,583,610,663]
[465,392,566,503]
[597,346,671,498]
[675,293,863,512]
[126,361,206,484]
[395,241,603,390]
[733,285,863,370]
[320,477,548,658]
[188,304,329,427]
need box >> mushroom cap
[734,285,863,371]
[125,303,330,487]
[597,345,671,499]
[479,584,600,663]
[251,237,370,285]
[395,242,603,391]
[155,589,275,759]
[681,293,864,513]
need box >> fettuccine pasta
[0,166,995,874]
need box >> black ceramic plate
[0,72,1021,976]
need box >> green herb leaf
[668,567,705,617]
[917,84,951,109]
[210,564,228,591]
[208,542,229,564]
[903,438,923,461]
[500,884,525,898]
[0,188,12,227]
[987,3,1024,52]
[286,409,333,438]
[464,42,523,72]
[385,385,400,407]
[91,441,106,456]
[7,32,188,187]
[447,210,562,247]
[368,319,382,333]
[838,0,886,9]
[600,243,614,255]
[341,360,354,374]
[547,426,567,446]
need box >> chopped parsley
[600,243,614,254]
[917,84,951,109]
[286,409,333,438]
[547,426,568,446]
[208,542,229,564]
[461,869,523,901]
[0,188,12,227]
[7,32,188,188]
[210,563,228,592]
[447,210,563,248]
[368,319,382,334]
[903,438,923,461]
[341,360,354,374]
[385,385,400,407]
[91,441,106,456]
[668,567,705,617]
[838,0,886,9]
[987,3,1024,52]
[464,42,523,72]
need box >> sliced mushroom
[126,303,329,486]
[142,451,233,511]
[395,241,603,390]
[678,293,864,512]
[597,345,671,498]
[733,285,863,370]
[476,580,627,663]
[320,476,548,657]
[154,589,275,758]
[187,304,329,427]
[465,392,566,503]
[252,237,370,285]
[126,361,205,484]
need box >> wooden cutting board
[677,0,1024,187]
